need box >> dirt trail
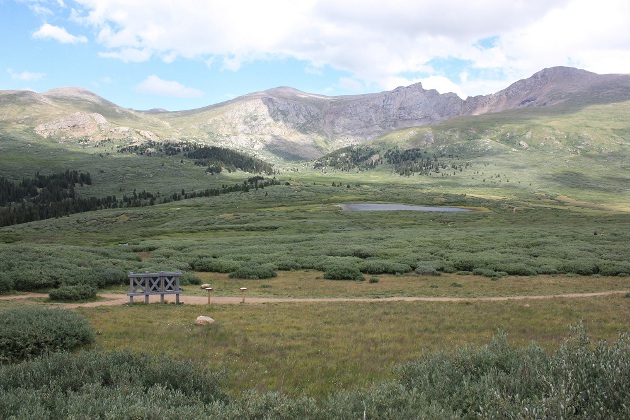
[1,290,628,309]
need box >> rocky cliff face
[189,66,630,158]
[3,67,630,160]
[34,111,159,143]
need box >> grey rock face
[5,67,630,160]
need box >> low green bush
[294,256,325,270]
[326,247,375,259]
[498,263,538,276]
[359,260,412,275]
[415,265,441,276]
[473,267,505,279]
[58,269,100,288]
[180,272,201,285]
[597,261,630,276]
[324,265,365,281]
[190,257,241,273]
[0,273,14,293]
[396,326,630,418]
[453,258,478,272]
[439,264,457,273]
[10,269,57,291]
[91,266,128,287]
[229,264,277,279]
[275,258,302,271]
[0,307,94,363]
[537,265,559,275]
[49,284,98,301]
[559,260,599,275]
[352,248,376,259]
[0,350,226,418]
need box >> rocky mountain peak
[3,66,630,161]
[42,87,118,108]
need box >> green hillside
[2,92,630,416]
[315,100,630,208]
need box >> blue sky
[1,0,629,111]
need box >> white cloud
[418,76,466,98]
[99,48,152,63]
[32,23,87,43]
[7,68,46,81]
[72,0,630,95]
[338,77,363,92]
[135,75,204,98]
[492,0,630,77]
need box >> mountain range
[1,66,629,161]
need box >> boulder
[195,316,215,325]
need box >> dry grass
[78,292,630,398]
[187,271,629,299]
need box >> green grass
[77,295,630,398]
[184,271,630,299]
[1,99,630,405]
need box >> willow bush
[0,307,94,363]
[0,272,13,293]
[228,263,277,279]
[0,350,227,419]
[323,264,365,281]
[1,327,628,418]
[48,284,98,301]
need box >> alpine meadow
[1,67,630,418]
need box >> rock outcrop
[194,316,215,325]
[4,67,630,160]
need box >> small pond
[339,203,471,212]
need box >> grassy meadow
[1,100,630,414]
[3,280,629,399]
[83,294,630,398]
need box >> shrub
[190,257,241,273]
[439,264,457,273]
[537,265,559,275]
[369,276,379,283]
[91,266,128,287]
[0,307,94,363]
[415,265,441,276]
[326,248,375,259]
[324,265,365,281]
[473,268,505,279]
[559,260,599,275]
[10,269,57,291]
[352,248,376,259]
[229,264,277,279]
[396,327,630,418]
[499,263,538,276]
[294,256,324,270]
[360,260,412,275]
[49,284,98,301]
[0,350,226,418]
[0,273,14,293]
[275,258,301,271]
[597,261,630,276]
[180,272,201,285]
[58,269,100,288]
[453,258,478,272]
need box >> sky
[1,0,629,111]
